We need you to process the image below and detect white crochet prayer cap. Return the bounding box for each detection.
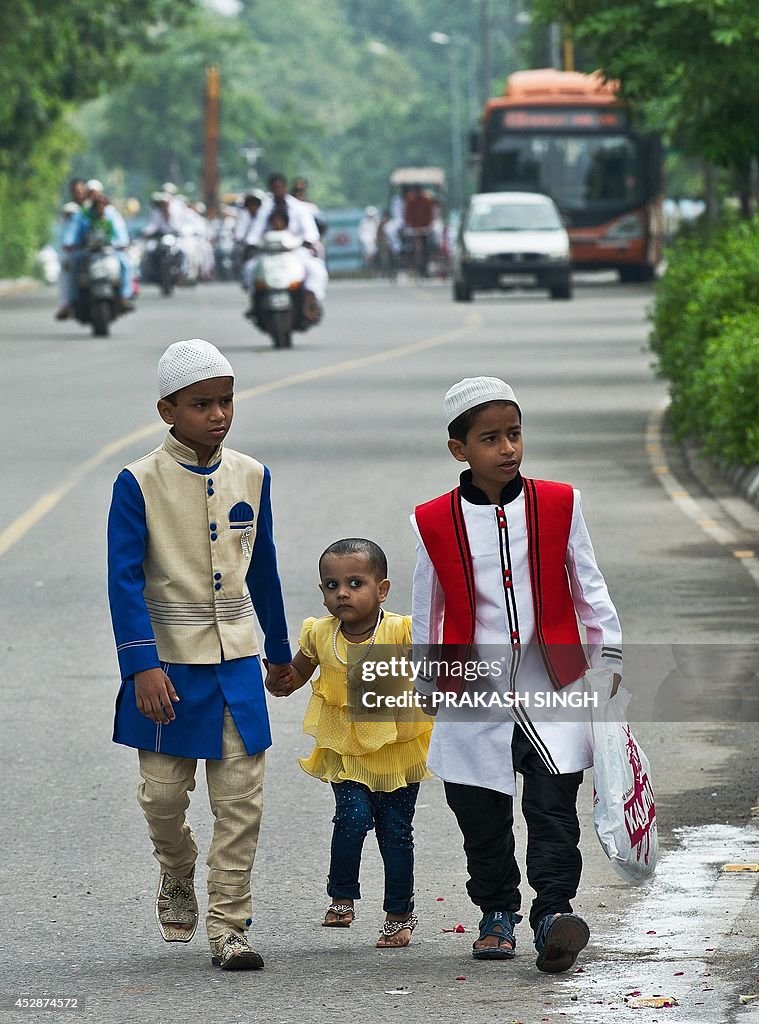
[444,376,520,426]
[86,178,104,193]
[157,339,234,399]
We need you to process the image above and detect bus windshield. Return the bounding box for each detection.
[482,132,644,216]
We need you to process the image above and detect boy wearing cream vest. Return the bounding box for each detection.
[107,338,292,970]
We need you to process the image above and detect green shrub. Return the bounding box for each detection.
[0,122,76,278]
[690,312,759,465]
[649,218,759,447]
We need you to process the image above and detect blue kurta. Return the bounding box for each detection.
[108,445,291,759]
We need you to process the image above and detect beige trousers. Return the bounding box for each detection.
[137,709,264,940]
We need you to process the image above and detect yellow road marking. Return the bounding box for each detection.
[0,313,481,558]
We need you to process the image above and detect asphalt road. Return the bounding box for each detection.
[1,277,758,1024]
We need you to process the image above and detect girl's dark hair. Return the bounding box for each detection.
[448,400,521,442]
[319,538,388,580]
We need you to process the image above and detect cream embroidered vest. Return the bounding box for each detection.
[126,433,264,664]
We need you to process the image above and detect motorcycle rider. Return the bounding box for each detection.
[55,178,90,319]
[64,192,135,311]
[243,172,327,321]
[290,177,327,242]
[143,191,198,283]
[234,191,265,245]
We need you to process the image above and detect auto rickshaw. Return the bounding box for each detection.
[387,167,449,278]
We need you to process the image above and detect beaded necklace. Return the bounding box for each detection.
[331,608,383,667]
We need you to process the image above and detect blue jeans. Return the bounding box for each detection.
[328,780,419,915]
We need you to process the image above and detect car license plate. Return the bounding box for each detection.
[499,273,536,286]
[266,292,290,310]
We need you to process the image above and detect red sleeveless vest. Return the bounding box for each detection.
[414,478,587,690]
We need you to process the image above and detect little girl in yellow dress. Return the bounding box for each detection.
[267,537,431,948]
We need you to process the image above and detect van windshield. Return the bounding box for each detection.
[466,201,562,232]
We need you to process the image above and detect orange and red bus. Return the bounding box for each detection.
[475,68,663,281]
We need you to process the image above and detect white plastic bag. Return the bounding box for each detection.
[586,669,658,885]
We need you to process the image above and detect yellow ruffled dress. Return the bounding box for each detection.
[298,612,433,792]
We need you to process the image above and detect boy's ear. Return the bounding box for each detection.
[318,582,328,608]
[378,579,391,603]
[157,399,175,425]
[448,438,469,463]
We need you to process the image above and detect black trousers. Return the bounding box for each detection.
[444,724,583,932]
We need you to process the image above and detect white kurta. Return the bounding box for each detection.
[411,486,622,795]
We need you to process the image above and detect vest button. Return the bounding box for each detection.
[210,533,218,541]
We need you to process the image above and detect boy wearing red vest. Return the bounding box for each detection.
[411,377,622,973]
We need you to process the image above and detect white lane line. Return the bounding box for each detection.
[560,824,759,1022]
[0,312,481,559]
[647,402,759,586]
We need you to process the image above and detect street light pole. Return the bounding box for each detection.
[430,32,465,211]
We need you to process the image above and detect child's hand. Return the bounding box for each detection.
[265,662,295,697]
[134,667,179,724]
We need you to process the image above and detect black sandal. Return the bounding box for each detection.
[534,913,590,973]
[471,910,522,960]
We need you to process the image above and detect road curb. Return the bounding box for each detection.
[719,460,759,511]
[0,277,42,298]
[656,404,759,518]
[681,440,759,515]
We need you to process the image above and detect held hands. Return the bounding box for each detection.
[264,653,312,697]
[264,662,297,697]
[134,667,179,724]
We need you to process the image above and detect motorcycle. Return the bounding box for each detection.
[213,224,237,281]
[249,230,320,349]
[141,233,184,295]
[73,229,130,337]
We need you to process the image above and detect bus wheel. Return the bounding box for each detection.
[550,281,573,300]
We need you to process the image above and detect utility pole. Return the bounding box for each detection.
[480,0,492,106]
[563,29,575,72]
[203,65,220,218]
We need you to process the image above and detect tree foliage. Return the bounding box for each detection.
[72,0,528,207]
[0,0,195,169]
[531,0,759,178]
[0,0,195,274]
